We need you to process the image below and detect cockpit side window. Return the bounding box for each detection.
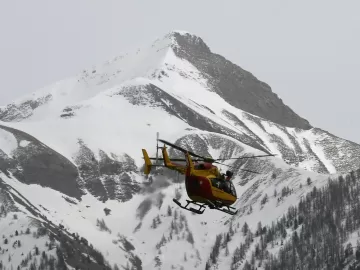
[210,178,222,189]
[195,164,205,170]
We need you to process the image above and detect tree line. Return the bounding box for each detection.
[242,169,360,269]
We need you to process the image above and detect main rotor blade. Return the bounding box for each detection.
[213,161,237,168]
[148,158,186,161]
[158,139,213,161]
[147,157,203,162]
[214,154,276,161]
[214,161,261,174]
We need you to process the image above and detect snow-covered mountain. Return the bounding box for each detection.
[1,30,360,269]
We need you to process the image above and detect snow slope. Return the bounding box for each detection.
[1,31,359,176]
[0,131,332,270]
[0,128,17,156]
[1,30,360,269]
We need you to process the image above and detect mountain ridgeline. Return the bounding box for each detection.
[0,30,360,269]
[172,32,312,130]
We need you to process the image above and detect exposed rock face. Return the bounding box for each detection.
[0,94,52,121]
[310,128,360,173]
[112,83,269,154]
[73,140,141,202]
[73,140,107,201]
[0,124,83,199]
[0,126,142,203]
[171,32,312,130]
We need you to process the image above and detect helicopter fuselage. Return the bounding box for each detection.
[185,174,237,206]
[142,137,273,215]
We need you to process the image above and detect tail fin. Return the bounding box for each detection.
[185,152,194,176]
[142,149,152,175]
[161,145,186,174]
[162,146,172,167]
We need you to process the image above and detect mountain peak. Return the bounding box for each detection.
[147,30,211,56]
[158,31,312,130]
[168,30,194,36]
[1,29,311,130]
[163,30,211,53]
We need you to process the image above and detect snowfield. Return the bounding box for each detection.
[0,31,353,174]
[0,128,332,269]
[0,128,17,156]
[1,30,359,269]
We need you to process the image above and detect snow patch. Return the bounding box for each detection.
[262,121,295,150]
[0,127,17,156]
[19,140,31,147]
[301,130,337,174]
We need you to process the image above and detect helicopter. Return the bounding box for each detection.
[142,135,275,215]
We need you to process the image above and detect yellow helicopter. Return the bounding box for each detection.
[142,137,274,215]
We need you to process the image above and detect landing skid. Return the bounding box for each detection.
[172,199,205,214]
[206,200,238,215]
[172,198,238,216]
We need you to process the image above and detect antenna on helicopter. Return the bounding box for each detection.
[155,132,159,165]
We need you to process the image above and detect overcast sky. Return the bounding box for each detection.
[0,1,359,143]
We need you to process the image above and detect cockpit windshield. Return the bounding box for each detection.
[229,181,237,197]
